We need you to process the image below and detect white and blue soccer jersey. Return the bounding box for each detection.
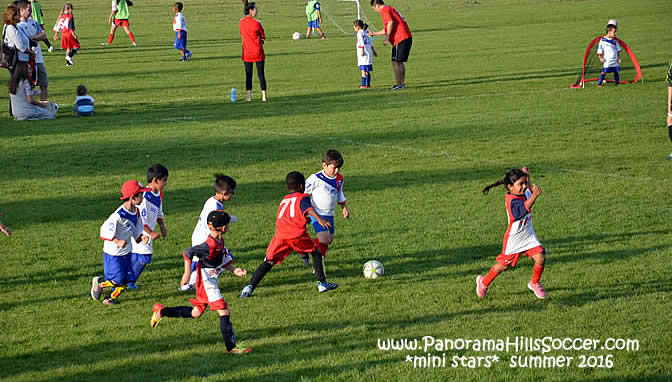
[100,205,144,256]
[356,30,373,67]
[597,36,621,68]
[173,12,187,32]
[501,192,541,256]
[191,196,224,246]
[132,190,164,255]
[305,171,346,217]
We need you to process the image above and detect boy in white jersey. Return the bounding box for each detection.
[301,150,350,267]
[128,164,169,289]
[596,23,621,86]
[179,174,237,291]
[172,2,191,61]
[91,180,150,306]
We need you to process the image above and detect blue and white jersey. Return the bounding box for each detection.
[132,190,164,255]
[356,30,373,66]
[305,171,346,216]
[597,36,621,68]
[100,205,143,256]
[74,95,95,113]
[173,12,187,32]
[191,196,223,246]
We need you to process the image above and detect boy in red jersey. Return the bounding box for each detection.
[150,210,252,354]
[369,0,412,90]
[240,171,337,298]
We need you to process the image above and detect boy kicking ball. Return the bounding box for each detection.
[151,210,251,354]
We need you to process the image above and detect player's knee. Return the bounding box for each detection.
[192,308,203,318]
[217,309,230,317]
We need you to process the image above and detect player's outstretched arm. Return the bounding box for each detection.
[226,265,247,277]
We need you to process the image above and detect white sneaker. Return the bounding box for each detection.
[240,285,254,298]
[100,42,109,46]
[132,42,137,46]
[667,151,672,160]
[48,46,54,52]
[65,56,74,65]
[317,281,338,293]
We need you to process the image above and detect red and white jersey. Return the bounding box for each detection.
[132,190,165,255]
[53,14,75,33]
[100,205,143,256]
[305,171,346,216]
[274,192,314,239]
[173,12,187,32]
[501,191,541,256]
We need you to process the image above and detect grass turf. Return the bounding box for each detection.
[1,0,671,381]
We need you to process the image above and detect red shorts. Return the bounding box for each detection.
[496,246,545,267]
[114,18,130,27]
[61,32,80,49]
[188,264,228,314]
[265,233,317,265]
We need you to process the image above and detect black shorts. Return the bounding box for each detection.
[391,37,412,63]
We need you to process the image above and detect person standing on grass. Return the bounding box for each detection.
[17,1,50,102]
[52,3,79,66]
[172,2,191,61]
[666,62,672,159]
[305,0,326,40]
[476,167,548,300]
[28,0,52,52]
[103,0,136,46]
[369,0,412,90]
[239,0,267,102]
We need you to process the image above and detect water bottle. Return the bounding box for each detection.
[231,88,237,103]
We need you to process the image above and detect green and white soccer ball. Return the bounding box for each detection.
[363,260,384,279]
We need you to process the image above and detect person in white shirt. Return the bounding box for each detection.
[353,20,376,89]
[596,23,621,86]
[17,1,49,102]
[172,2,191,61]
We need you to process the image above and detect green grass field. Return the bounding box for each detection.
[1,0,671,380]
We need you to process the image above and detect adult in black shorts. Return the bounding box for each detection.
[370,0,412,89]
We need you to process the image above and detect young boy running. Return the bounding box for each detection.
[91,180,150,306]
[128,164,169,289]
[151,210,252,354]
[240,171,338,298]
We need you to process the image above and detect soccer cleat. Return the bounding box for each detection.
[132,42,137,46]
[321,35,327,40]
[178,284,194,292]
[300,253,311,266]
[527,281,547,299]
[395,84,406,90]
[317,281,338,293]
[91,276,103,300]
[359,85,369,89]
[48,46,54,52]
[225,345,252,354]
[476,275,488,298]
[65,56,74,65]
[100,42,109,46]
[150,303,165,328]
[240,285,254,298]
[185,51,192,60]
[666,151,672,160]
[180,56,187,61]
[103,298,119,306]
[391,84,400,90]
[126,283,138,290]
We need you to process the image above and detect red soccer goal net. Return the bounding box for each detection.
[570,36,643,88]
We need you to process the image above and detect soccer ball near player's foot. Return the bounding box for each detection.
[292,32,302,40]
[363,260,384,279]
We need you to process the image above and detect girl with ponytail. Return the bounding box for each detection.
[477,167,547,299]
[239,0,267,101]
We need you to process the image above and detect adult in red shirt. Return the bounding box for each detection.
[239,1,267,102]
[239,171,338,298]
[370,0,412,90]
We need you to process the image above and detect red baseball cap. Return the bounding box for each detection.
[120,180,151,200]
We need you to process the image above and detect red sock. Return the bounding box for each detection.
[128,32,135,43]
[482,266,500,287]
[108,34,114,45]
[531,264,544,284]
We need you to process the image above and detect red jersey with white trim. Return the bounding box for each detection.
[380,5,411,46]
[183,235,234,274]
[274,192,314,239]
[53,14,75,34]
[239,16,265,62]
[501,192,541,256]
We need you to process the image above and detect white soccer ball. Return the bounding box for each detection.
[363,260,384,279]
[292,32,302,40]
[607,19,618,27]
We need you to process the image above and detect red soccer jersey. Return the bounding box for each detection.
[381,5,412,46]
[55,14,75,34]
[239,16,266,62]
[274,192,314,239]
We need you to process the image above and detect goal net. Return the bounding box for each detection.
[320,0,376,36]
[570,36,643,88]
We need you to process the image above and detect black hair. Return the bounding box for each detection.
[482,168,527,195]
[207,209,231,228]
[174,2,183,11]
[147,163,169,184]
[214,174,237,194]
[353,19,368,30]
[242,0,256,15]
[76,84,87,96]
[606,24,617,31]
[322,149,344,168]
[370,0,384,6]
[286,171,305,192]
[8,61,30,95]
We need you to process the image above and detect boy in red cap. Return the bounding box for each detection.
[90,180,150,306]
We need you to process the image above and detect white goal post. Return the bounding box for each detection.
[320,0,376,35]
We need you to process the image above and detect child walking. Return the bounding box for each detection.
[128,164,169,289]
[476,167,547,299]
[597,23,621,86]
[172,2,191,61]
[150,210,252,355]
[354,20,376,89]
[91,180,150,306]
[240,171,338,298]
[52,3,79,66]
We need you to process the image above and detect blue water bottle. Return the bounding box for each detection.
[231,88,237,103]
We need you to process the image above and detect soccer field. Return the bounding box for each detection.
[1,0,671,380]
